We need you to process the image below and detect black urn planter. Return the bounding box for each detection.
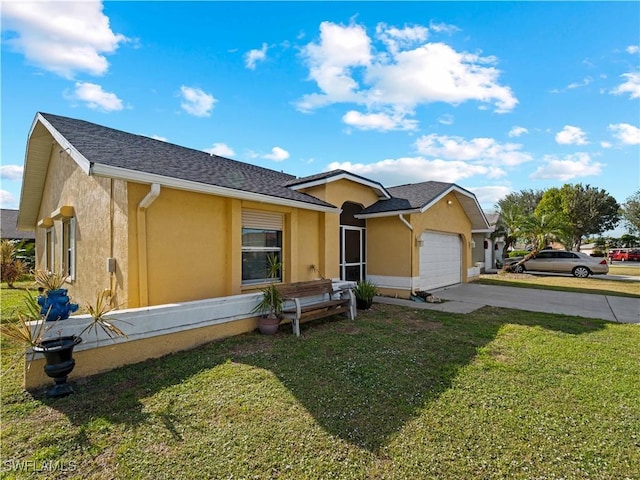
[33,335,82,398]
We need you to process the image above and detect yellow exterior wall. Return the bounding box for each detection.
[367,215,413,278]
[35,145,129,309]
[299,179,380,209]
[24,318,259,390]
[125,186,339,306]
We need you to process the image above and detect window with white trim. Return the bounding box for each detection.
[241,210,283,285]
[61,217,76,279]
[44,228,54,272]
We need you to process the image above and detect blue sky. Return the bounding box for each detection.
[1,1,639,233]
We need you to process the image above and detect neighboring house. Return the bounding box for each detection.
[1,208,36,242]
[471,211,504,271]
[17,111,490,390]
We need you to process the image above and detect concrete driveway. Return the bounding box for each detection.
[376,283,640,324]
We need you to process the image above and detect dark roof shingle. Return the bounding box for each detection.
[40,113,335,209]
[361,181,453,214]
[1,209,35,240]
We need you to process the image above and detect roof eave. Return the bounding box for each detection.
[90,163,340,213]
[289,171,391,199]
[355,208,422,219]
[18,114,93,230]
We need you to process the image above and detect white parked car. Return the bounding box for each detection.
[504,250,609,278]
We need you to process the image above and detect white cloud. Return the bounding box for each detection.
[567,77,592,89]
[600,141,612,148]
[375,23,428,56]
[428,21,460,35]
[342,110,418,131]
[508,126,528,138]
[263,147,290,162]
[297,21,517,129]
[414,133,532,166]
[179,86,216,117]
[151,135,168,142]
[245,43,268,70]
[0,190,16,207]
[468,185,513,207]
[66,81,123,111]
[438,114,454,125]
[2,0,127,78]
[555,125,588,145]
[611,71,640,99]
[328,157,504,186]
[609,123,640,145]
[0,165,24,181]
[626,45,639,54]
[296,21,372,111]
[530,153,604,180]
[205,143,235,157]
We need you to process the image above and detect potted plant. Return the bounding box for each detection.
[251,254,284,335]
[353,279,377,310]
[1,290,128,398]
[34,269,79,322]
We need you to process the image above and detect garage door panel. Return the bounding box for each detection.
[419,232,461,291]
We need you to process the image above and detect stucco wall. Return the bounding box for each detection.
[125,185,339,306]
[35,147,128,309]
[297,179,381,209]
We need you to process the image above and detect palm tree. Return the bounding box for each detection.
[491,205,522,261]
[504,212,565,273]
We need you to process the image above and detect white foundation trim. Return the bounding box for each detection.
[367,275,420,291]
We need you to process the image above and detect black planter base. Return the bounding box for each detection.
[45,381,75,398]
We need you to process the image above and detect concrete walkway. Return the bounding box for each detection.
[375,283,640,324]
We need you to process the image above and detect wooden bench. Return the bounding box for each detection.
[278,279,356,336]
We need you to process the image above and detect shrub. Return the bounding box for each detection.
[0,240,28,288]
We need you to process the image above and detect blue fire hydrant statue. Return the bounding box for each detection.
[38,288,79,322]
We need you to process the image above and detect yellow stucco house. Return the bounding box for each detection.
[18,112,489,388]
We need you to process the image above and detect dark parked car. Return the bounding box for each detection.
[504,250,609,278]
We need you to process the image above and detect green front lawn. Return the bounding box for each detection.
[1,299,638,479]
[479,273,640,297]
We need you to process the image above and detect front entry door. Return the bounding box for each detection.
[340,226,366,281]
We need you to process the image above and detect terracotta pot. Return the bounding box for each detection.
[258,315,280,335]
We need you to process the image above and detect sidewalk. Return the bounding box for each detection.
[375,283,640,324]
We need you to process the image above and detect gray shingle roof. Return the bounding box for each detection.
[361,181,454,214]
[1,209,35,240]
[40,113,335,209]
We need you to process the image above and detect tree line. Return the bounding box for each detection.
[492,184,639,257]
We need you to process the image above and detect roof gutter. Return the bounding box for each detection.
[90,163,339,214]
[137,183,161,307]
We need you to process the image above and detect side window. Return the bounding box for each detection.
[61,217,76,279]
[45,228,54,272]
[536,251,553,259]
[241,210,283,285]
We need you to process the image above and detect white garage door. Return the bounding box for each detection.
[419,232,462,291]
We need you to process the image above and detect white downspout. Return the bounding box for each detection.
[137,184,160,306]
[398,214,413,231]
[398,215,415,293]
